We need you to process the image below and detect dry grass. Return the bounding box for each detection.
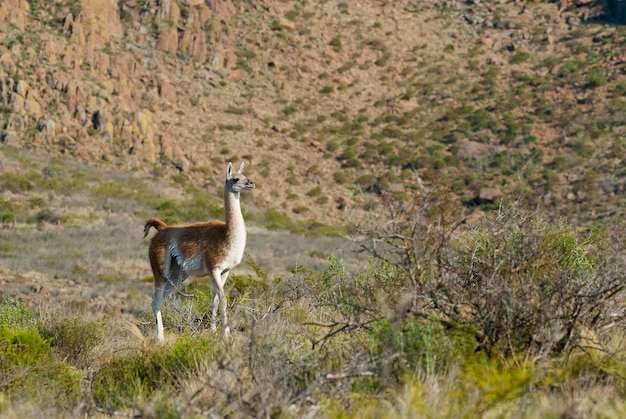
[2,207,626,417]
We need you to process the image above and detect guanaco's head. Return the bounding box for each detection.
[226,162,255,193]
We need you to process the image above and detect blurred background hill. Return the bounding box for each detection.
[1,0,625,228]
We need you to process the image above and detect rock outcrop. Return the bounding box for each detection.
[0,0,29,31]
[0,0,236,170]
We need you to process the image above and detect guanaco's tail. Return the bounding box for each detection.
[143,217,167,238]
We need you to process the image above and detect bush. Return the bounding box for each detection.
[0,326,81,410]
[41,318,107,368]
[587,67,607,87]
[0,299,36,329]
[368,314,476,379]
[444,217,605,356]
[306,186,322,197]
[353,190,626,359]
[283,104,298,116]
[0,172,36,193]
[510,50,530,64]
[329,36,342,51]
[0,326,52,369]
[92,336,215,410]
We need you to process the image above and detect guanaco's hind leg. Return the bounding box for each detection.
[152,256,189,341]
[152,280,166,342]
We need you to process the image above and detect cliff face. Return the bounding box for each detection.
[0,0,235,168]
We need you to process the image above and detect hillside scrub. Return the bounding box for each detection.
[1,201,626,416]
[3,0,626,227]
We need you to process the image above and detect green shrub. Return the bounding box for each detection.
[355,174,377,190]
[310,250,325,259]
[92,336,215,410]
[332,171,348,184]
[587,67,607,87]
[283,104,298,116]
[354,185,624,360]
[0,326,52,369]
[154,200,181,223]
[0,212,14,223]
[368,315,476,379]
[612,81,626,97]
[510,50,530,64]
[316,195,329,205]
[329,36,342,51]
[293,206,309,214]
[42,318,107,368]
[460,355,535,415]
[557,59,584,80]
[469,108,490,131]
[0,172,37,193]
[285,8,299,21]
[306,186,322,197]
[155,192,222,224]
[375,52,391,67]
[0,326,81,409]
[32,208,61,224]
[262,208,297,231]
[367,38,387,52]
[0,299,36,329]
[444,216,610,356]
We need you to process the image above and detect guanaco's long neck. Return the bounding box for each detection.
[224,187,245,239]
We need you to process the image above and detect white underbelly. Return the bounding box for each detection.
[182,253,209,277]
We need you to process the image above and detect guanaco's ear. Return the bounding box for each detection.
[237,162,245,174]
[227,162,233,179]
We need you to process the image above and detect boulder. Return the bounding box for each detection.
[158,80,177,104]
[478,187,501,203]
[0,0,30,30]
[68,0,123,49]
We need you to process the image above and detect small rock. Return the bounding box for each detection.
[158,81,177,103]
[387,183,405,193]
[479,187,501,203]
[37,119,56,135]
[494,18,522,30]
[227,69,241,81]
[14,80,28,97]
[277,17,296,31]
[24,98,41,115]
[1,130,18,143]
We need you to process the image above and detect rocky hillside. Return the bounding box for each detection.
[1,0,625,227]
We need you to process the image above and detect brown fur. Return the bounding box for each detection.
[146,219,230,289]
[143,217,168,238]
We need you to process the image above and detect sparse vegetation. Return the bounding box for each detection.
[2,196,626,417]
[3,0,626,416]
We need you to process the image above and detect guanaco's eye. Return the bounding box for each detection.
[232,178,239,182]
